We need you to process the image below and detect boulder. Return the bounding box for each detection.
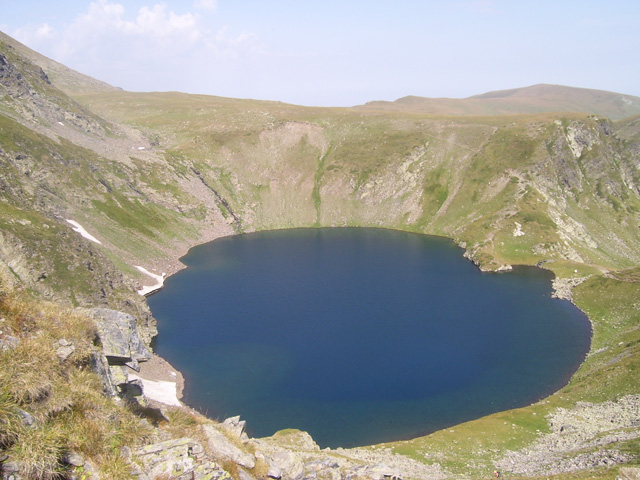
[1,459,23,479]
[267,462,283,479]
[269,450,304,480]
[88,349,149,405]
[56,338,75,361]
[88,308,152,371]
[134,437,230,480]
[221,415,249,441]
[202,424,256,469]
[108,365,148,406]
[88,350,117,397]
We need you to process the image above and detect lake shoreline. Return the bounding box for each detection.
[145,227,592,448]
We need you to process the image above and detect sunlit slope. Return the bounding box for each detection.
[4,28,639,277]
[0,30,117,96]
[77,89,640,273]
[358,84,640,120]
[0,40,217,310]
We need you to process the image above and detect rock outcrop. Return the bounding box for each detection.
[133,437,231,480]
[86,308,153,405]
[496,395,640,477]
[202,424,256,469]
[89,308,152,371]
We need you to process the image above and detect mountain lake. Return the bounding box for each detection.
[148,227,591,448]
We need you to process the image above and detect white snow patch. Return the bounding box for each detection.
[57,121,64,126]
[137,146,146,150]
[66,220,102,244]
[135,265,165,296]
[129,375,181,407]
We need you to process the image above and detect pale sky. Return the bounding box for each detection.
[1,0,639,106]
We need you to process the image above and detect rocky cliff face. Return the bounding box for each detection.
[3,32,640,305]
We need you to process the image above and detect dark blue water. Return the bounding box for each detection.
[149,228,591,448]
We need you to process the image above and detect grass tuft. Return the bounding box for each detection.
[6,421,65,479]
[0,274,151,476]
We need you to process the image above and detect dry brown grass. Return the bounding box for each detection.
[162,407,207,439]
[0,337,58,404]
[0,389,24,447]
[7,422,65,478]
[0,276,151,478]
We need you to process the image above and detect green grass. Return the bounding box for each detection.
[2,56,640,478]
[312,146,332,225]
[0,279,152,478]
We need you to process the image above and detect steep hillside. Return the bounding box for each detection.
[0,31,117,96]
[1,32,639,479]
[357,84,640,120]
[74,89,640,274]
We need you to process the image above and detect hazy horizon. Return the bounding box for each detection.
[2,0,639,107]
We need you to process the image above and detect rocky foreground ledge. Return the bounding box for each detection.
[61,307,434,480]
[54,306,638,480]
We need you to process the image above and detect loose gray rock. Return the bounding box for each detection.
[221,415,249,441]
[56,342,75,361]
[17,409,35,429]
[269,450,304,480]
[135,437,227,480]
[89,308,152,371]
[120,445,132,461]
[82,460,96,477]
[202,424,256,469]
[619,466,640,480]
[267,462,283,479]
[237,469,255,480]
[129,461,149,479]
[496,394,640,476]
[0,335,19,351]
[2,459,22,474]
[63,452,84,467]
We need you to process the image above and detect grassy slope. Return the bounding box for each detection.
[77,91,640,270]
[0,31,117,97]
[0,112,202,312]
[1,33,640,478]
[0,275,235,479]
[0,279,152,478]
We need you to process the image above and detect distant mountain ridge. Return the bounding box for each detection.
[357,84,640,120]
[3,29,638,120]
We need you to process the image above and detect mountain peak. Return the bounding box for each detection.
[358,84,640,120]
